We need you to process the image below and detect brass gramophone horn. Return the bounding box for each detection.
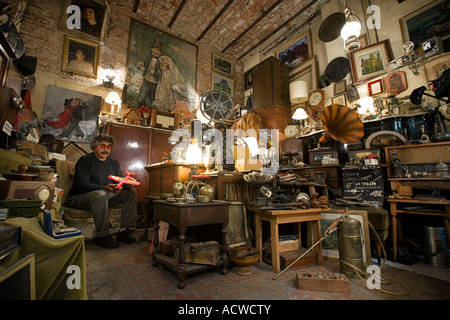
[319,104,364,144]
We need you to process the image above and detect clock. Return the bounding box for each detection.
[306,89,325,121]
[307,89,325,107]
[284,124,299,138]
[123,108,141,125]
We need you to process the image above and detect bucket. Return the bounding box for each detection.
[422,226,449,268]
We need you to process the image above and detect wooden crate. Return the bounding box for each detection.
[279,248,318,269]
[296,271,350,294]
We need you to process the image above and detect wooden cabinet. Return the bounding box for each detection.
[252,56,290,109]
[104,122,173,207]
[145,163,194,197]
[384,142,450,262]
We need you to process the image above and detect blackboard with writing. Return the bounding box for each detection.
[342,165,384,208]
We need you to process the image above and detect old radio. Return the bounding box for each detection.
[0,180,55,210]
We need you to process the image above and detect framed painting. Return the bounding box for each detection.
[332,94,347,106]
[367,78,384,96]
[61,35,99,78]
[350,40,393,83]
[125,18,198,114]
[334,79,347,95]
[58,0,111,43]
[212,72,234,97]
[244,69,253,90]
[41,85,102,143]
[212,53,233,77]
[320,211,371,264]
[424,52,450,82]
[399,0,450,47]
[289,55,318,99]
[276,29,313,71]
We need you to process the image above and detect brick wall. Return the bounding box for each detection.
[16,0,243,117]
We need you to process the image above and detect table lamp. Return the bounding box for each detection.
[171,100,193,128]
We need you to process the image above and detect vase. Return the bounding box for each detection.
[142,112,150,126]
[200,183,215,200]
[172,180,184,198]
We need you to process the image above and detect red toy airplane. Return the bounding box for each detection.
[108,171,141,189]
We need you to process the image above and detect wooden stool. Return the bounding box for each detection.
[254,207,330,273]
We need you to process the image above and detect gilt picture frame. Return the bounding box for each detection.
[58,0,111,43]
[399,0,449,47]
[320,211,371,263]
[212,53,234,78]
[61,35,99,78]
[124,18,198,113]
[276,29,313,71]
[212,72,234,97]
[350,40,393,84]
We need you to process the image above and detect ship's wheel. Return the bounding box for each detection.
[199,90,234,124]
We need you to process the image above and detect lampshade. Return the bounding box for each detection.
[171,100,193,118]
[292,107,309,120]
[340,3,362,41]
[289,80,308,104]
[105,91,122,105]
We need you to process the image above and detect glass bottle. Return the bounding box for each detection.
[390,149,402,178]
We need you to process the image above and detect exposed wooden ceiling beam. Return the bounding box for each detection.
[133,0,140,13]
[168,0,188,28]
[237,0,319,61]
[221,0,284,54]
[196,0,235,41]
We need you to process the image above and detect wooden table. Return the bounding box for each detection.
[152,200,230,289]
[252,207,331,273]
[387,198,450,262]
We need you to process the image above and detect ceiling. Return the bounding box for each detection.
[131,0,332,62]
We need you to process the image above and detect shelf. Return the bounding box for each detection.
[388,178,450,181]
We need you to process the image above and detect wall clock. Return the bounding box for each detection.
[123,108,141,125]
[305,89,325,121]
[284,124,299,138]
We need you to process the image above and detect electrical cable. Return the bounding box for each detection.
[338,220,410,296]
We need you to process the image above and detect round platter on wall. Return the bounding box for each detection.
[325,57,351,82]
[318,12,346,42]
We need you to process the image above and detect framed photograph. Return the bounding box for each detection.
[350,40,393,83]
[320,211,371,263]
[332,94,347,106]
[58,0,112,43]
[346,84,360,103]
[424,52,450,82]
[334,79,346,95]
[276,29,313,71]
[384,71,408,95]
[212,72,234,97]
[41,85,102,143]
[367,78,384,96]
[212,53,233,77]
[399,0,450,47]
[61,35,99,78]
[124,18,198,113]
[244,69,253,90]
[289,55,318,96]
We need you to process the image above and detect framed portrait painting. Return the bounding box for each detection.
[399,0,450,47]
[276,29,313,71]
[58,0,111,43]
[212,73,234,97]
[125,18,198,114]
[41,85,102,143]
[61,35,99,78]
[212,53,233,78]
[350,40,393,84]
